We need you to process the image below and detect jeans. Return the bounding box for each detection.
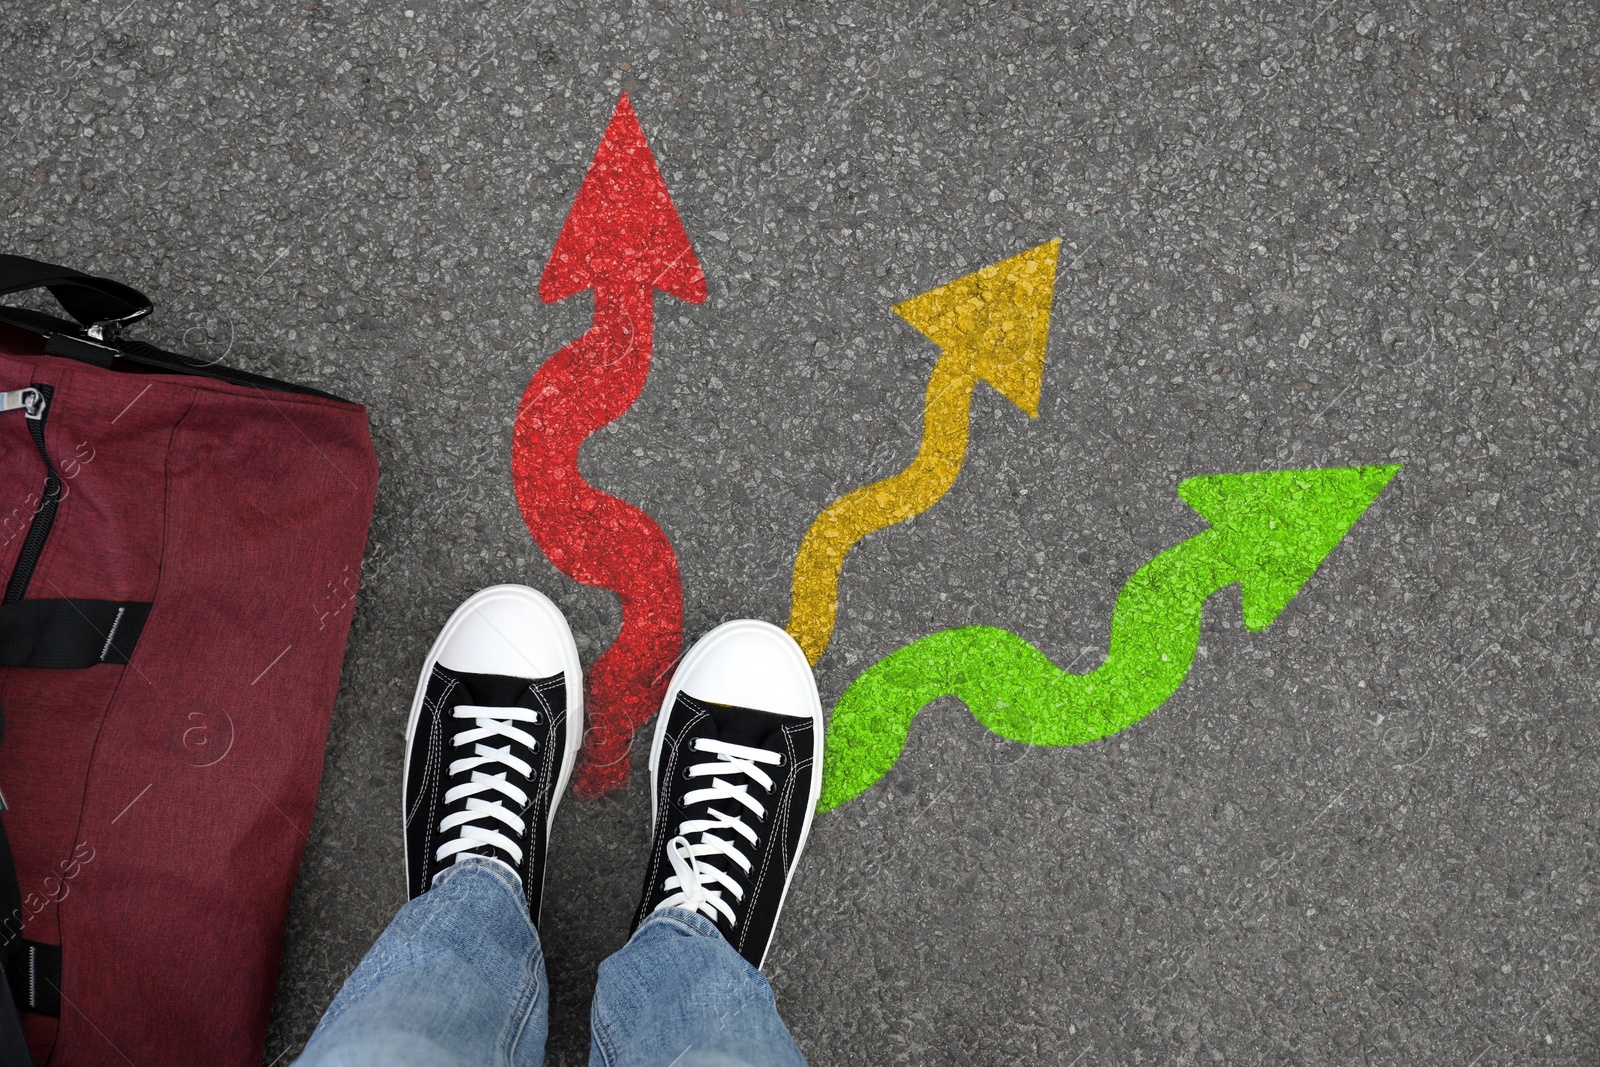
[294,857,808,1067]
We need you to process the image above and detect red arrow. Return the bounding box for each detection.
[511,94,705,797]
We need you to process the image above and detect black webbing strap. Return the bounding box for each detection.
[0,975,26,1065]
[0,601,150,669]
[0,877,31,1060]
[0,255,150,333]
[0,943,58,1019]
[0,699,35,1064]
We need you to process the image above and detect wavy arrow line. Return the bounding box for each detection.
[511,94,705,797]
[818,464,1401,812]
[786,240,1061,665]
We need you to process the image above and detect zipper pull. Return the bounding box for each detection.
[0,388,44,419]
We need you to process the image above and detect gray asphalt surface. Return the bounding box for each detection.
[4,1,1598,1063]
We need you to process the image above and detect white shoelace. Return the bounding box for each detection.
[435,704,540,871]
[656,737,784,926]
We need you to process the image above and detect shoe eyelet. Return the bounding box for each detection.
[682,765,695,781]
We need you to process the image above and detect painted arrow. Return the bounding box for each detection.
[511,94,705,797]
[786,239,1061,665]
[818,464,1401,812]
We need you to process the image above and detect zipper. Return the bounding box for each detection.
[3,384,60,603]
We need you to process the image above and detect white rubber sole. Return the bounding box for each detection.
[647,618,823,969]
[402,584,583,911]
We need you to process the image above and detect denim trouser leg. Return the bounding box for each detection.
[292,862,804,1067]
[588,908,808,1067]
[295,857,548,1067]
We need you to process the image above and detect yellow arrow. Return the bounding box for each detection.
[786,239,1061,665]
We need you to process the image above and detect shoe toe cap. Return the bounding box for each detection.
[677,620,819,719]
[435,585,576,680]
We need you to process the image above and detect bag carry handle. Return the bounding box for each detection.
[0,255,151,339]
[0,253,346,402]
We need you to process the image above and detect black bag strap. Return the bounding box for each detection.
[0,253,347,402]
[0,255,151,335]
[0,700,38,1064]
[0,969,29,1065]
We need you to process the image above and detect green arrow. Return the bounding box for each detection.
[818,464,1401,813]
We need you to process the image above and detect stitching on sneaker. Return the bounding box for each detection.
[416,672,460,879]
[408,670,456,826]
[779,726,802,872]
[519,680,543,894]
[523,679,560,900]
[738,725,799,955]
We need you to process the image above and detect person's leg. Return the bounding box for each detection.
[297,585,585,1067]
[589,907,805,1067]
[590,620,820,1067]
[295,858,548,1067]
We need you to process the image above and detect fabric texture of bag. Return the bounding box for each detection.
[0,255,378,1065]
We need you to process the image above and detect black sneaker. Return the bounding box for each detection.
[403,584,582,927]
[631,619,823,969]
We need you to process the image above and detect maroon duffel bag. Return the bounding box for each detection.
[0,255,378,1065]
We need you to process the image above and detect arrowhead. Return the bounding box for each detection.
[539,94,707,304]
[1177,464,1401,631]
[891,239,1060,416]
